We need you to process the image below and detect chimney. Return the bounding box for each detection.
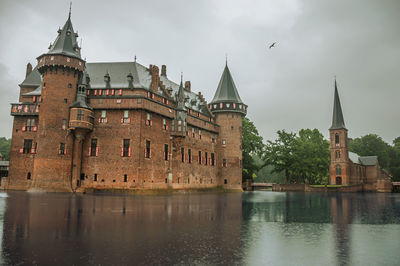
[161,65,167,77]
[151,65,159,91]
[185,81,191,92]
[26,63,32,78]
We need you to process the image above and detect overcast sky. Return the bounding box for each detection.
[0,0,399,143]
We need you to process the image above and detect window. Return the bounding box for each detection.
[59,143,65,155]
[64,98,68,103]
[77,109,84,120]
[146,113,152,126]
[211,135,216,143]
[192,128,195,138]
[124,174,127,182]
[198,151,202,164]
[335,133,340,146]
[205,152,208,165]
[100,110,107,123]
[188,149,192,163]
[122,110,130,123]
[224,179,228,184]
[94,174,97,182]
[80,173,85,180]
[222,139,226,146]
[163,118,167,130]
[122,139,131,157]
[24,118,36,131]
[23,139,32,154]
[27,172,31,180]
[223,158,227,167]
[199,130,202,140]
[335,151,341,159]
[211,153,215,166]
[164,144,169,161]
[90,139,98,156]
[145,140,151,158]
[335,165,342,176]
[181,148,185,162]
[62,119,67,130]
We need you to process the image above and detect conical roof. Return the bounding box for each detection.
[330,79,346,130]
[211,64,243,104]
[47,12,81,59]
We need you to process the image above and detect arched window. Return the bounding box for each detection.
[335,165,342,176]
[27,172,31,180]
[335,133,340,146]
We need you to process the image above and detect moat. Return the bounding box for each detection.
[0,191,399,265]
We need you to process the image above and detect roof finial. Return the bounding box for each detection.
[180,72,183,84]
[225,53,228,66]
[69,2,72,19]
[134,55,137,62]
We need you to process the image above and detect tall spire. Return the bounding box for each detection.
[46,6,81,59]
[330,78,346,130]
[176,73,186,111]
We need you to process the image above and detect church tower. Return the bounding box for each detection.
[210,63,247,189]
[329,79,350,185]
[32,10,86,191]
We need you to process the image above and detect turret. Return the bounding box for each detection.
[329,79,350,185]
[171,75,187,136]
[210,62,247,189]
[32,9,86,191]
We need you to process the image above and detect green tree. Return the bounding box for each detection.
[0,137,11,161]
[291,129,330,184]
[389,137,400,181]
[264,129,329,184]
[263,130,297,183]
[349,134,390,169]
[242,117,264,180]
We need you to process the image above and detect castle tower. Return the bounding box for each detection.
[32,11,86,191]
[329,80,350,185]
[210,63,247,189]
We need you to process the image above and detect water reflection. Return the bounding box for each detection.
[0,191,399,265]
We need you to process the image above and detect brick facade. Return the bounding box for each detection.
[6,15,247,192]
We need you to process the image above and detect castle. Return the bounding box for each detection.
[7,12,247,192]
[328,80,392,192]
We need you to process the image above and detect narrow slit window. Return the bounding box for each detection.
[164,144,169,161]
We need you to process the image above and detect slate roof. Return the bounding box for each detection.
[330,79,346,130]
[85,61,207,114]
[211,64,243,104]
[20,67,41,87]
[348,152,378,166]
[46,14,81,59]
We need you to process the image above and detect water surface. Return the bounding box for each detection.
[0,191,399,265]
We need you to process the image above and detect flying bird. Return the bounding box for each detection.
[269,42,276,49]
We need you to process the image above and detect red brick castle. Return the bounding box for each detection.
[7,12,247,192]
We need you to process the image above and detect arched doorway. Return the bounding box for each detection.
[336,176,342,185]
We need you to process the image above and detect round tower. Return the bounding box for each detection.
[210,63,247,189]
[32,12,85,191]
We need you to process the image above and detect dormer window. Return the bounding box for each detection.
[127,73,133,83]
[104,74,110,83]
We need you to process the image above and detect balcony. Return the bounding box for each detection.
[11,103,39,116]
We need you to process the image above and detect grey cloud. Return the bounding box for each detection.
[0,0,399,143]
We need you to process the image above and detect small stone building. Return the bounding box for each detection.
[7,12,247,192]
[329,80,391,191]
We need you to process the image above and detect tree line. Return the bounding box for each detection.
[242,117,400,184]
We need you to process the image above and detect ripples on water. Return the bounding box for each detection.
[0,191,399,265]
